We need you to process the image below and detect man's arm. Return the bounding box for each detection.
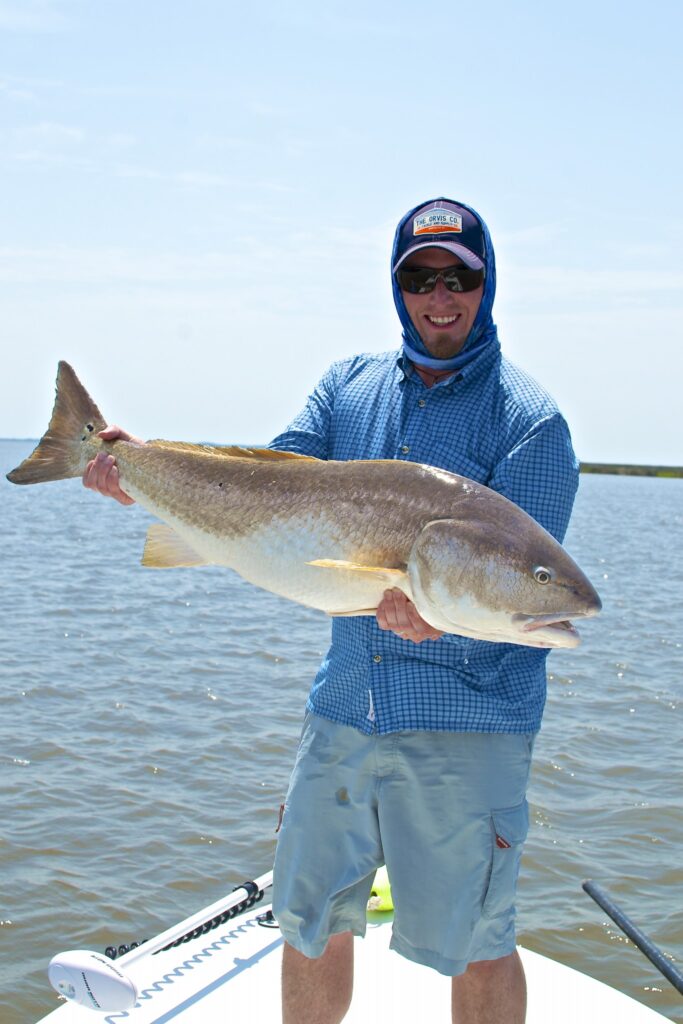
[486,412,579,543]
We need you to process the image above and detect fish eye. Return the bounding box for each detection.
[534,566,552,585]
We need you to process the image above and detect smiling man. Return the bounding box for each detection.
[82,198,580,1024]
[400,251,482,356]
[395,206,485,362]
[268,198,581,1024]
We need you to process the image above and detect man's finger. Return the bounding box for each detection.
[405,600,432,633]
[82,459,96,489]
[390,589,442,642]
[378,589,403,631]
[108,465,135,505]
[97,424,130,441]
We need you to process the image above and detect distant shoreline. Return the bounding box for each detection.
[2,440,680,479]
[580,462,682,478]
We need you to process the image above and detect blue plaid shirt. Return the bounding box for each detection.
[269,341,578,734]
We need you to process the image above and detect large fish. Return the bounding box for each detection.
[7,362,601,648]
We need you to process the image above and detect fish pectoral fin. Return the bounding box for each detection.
[307,559,408,586]
[142,524,209,569]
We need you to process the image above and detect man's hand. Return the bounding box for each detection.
[376,588,443,643]
[82,425,143,506]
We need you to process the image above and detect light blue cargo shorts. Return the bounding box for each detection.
[273,713,534,976]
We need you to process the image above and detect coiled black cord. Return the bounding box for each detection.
[104,879,266,960]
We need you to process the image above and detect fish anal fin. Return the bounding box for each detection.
[142,524,209,569]
[307,559,408,587]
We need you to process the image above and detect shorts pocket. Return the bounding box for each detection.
[481,799,529,919]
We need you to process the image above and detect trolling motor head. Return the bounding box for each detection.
[48,950,138,1012]
[46,871,273,1013]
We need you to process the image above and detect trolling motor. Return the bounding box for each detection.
[48,871,273,1012]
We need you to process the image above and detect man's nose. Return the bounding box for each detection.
[432,277,454,300]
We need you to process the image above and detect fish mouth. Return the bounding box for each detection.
[513,613,585,648]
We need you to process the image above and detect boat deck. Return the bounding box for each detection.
[35,903,669,1023]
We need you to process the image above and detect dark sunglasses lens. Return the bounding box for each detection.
[441,268,483,293]
[397,267,483,294]
[397,269,433,293]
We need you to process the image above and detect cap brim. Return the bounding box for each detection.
[393,241,484,272]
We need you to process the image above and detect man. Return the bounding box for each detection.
[84,198,579,1024]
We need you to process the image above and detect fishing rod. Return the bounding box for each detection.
[583,879,683,996]
[48,869,273,1012]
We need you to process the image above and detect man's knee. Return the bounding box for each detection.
[284,932,353,963]
[463,950,520,975]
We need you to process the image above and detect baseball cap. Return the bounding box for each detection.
[393,199,485,272]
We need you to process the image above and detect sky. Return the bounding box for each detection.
[1,0,682,464]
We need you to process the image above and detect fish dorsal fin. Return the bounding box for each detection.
[142,524,209,568]
[232,447,318,461]
[146,441,317,462]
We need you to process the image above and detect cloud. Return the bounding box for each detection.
[0,77,35,101]
[0,72,64,99]
[103,132,137,150]
[114,162,295,193]
[0,0,71,32]
[194,133,255,153]
[114,163,205,185]
[497,221,569,247]
[497,265,683,312]
[7,120,86,166]
[21,121,84,144]
[0,246,241,286]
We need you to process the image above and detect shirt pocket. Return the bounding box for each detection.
[481,799,529,919]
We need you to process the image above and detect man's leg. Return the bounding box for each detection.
[282,932,354,1024]
[451,950,526,1024]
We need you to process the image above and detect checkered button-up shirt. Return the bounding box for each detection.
[269,342,579,734]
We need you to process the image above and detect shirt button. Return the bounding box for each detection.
[401,445,410,454]
[418,399,426,408]
[373,654,382,664]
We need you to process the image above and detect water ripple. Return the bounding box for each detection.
[1,443,681,1023]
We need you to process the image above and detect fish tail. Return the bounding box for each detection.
[6,362,107,485]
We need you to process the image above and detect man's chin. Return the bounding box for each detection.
[421,333,467,359]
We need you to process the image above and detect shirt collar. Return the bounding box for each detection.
[396,340,500,388]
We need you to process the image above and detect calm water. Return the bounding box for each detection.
[1,439,681,1023]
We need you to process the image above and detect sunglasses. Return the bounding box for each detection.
[396,265,484,294]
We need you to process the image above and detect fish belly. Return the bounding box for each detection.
[130,491,403,615]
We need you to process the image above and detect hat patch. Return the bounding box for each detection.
[414,208,462,236]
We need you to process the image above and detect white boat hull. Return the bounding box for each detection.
[35,901,669,1023]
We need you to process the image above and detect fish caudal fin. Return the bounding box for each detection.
[6,362,107,485]
[142,524,209,568]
